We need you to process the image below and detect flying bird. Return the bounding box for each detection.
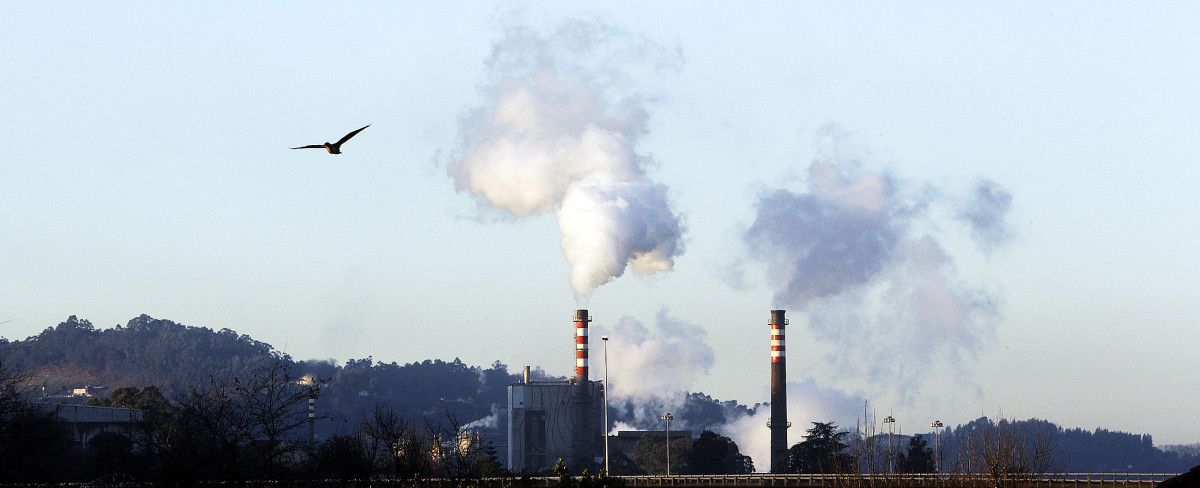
[291,124,370,154]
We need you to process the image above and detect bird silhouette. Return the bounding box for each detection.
[291,124,370,154]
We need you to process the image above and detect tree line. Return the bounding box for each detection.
[776,418,1200,477]
[3,315,1196,480]
[0,358,509,483]
[0,315,753,441]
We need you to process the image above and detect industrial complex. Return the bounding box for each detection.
[506,309,605,473]
[503,309,791,474]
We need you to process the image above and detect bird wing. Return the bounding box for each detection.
[335,124,370,145]
[290,144,324,150]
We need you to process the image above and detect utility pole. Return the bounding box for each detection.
[883,415,896,473]
[931,420,944,473]
[660,412,674,476]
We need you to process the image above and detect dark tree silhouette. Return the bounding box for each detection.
[686,430,754,474]
[311,435,372,480]
[0,361,76,483]
[633,433,692,475]
[898,434,935,473]
[785,421,857,473]
[167,360,313,480]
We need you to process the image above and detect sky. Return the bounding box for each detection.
[2,2,1199,448]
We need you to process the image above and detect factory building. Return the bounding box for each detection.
[507,309,605,474]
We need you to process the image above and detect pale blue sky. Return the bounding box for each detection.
[2,2,1198,444]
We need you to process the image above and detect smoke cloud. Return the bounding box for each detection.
[450,19,686,297]
[591,309,715,425]
[744,161,903,308]
[743,148,1011,402]
[959,178,1014,251]
[719,380,864,473]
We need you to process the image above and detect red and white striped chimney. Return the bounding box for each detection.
[769,309,790,473]
[574,309,591,382]
[770,311,785,364]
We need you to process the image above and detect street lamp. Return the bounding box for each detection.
[602,335,610,476]
[660,412,674,476]
[883,415,896,473]
[930,420,944,474]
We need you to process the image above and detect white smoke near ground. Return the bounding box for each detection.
[718,380,864,473]
[462,407,499,431]
[449,19,686,297]
[610,421,639,436]
[591,309,716,426]
[743,131,1012,403]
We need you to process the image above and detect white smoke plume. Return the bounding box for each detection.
[463,408,499,431]
[591,309,715,426]
[449,19,686,297]
[719,380,864,473]
[743,137,1011,402]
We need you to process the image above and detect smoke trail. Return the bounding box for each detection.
[743,137,1012,402]
[462,404,501,431]
[591,309,715,425]
[449,19,686,297]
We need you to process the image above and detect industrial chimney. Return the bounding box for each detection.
[769,309,790,473]
[574,309,590,382]
[569,309,597,470]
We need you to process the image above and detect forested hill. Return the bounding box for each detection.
[931,417,1200,472]
[0,315,281,391]
[0,315,755,436]
[0,315,523,430]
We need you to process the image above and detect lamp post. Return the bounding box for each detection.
[660,412,674,476]
[930,420,944,473]
[602,335,610,475]
[883,415,896,473]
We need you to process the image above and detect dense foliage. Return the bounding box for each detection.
[934,417,1200,472]
[785,422,857,473]
[628,430,754,475]
[0,315,517,438]
[0,358,506,483]
[687,430,755,474]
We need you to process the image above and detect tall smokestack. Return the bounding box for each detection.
[769,310,790,473]
[570,309,596,470]
[574,309,591,382]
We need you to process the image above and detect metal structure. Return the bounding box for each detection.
[768,310,791,473]
[883,415,896,472]
[931,420,944,473]
[660,412,675,476]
